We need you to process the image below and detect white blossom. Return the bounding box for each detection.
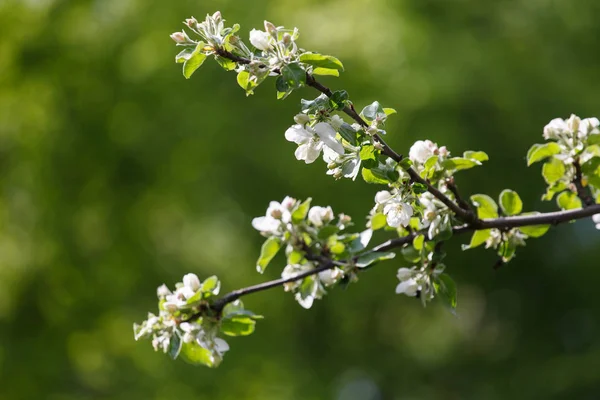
[323,146,361,180]
[251,198,292,235]
[285,123,344,163]
[374,190,413,228]
[308,206,334,227]
[409,140,437,164]
[329,115,345,131]
[593,214,600,230]
[249,29,272,51]
[395,278,420,297]
[183,273,201,291]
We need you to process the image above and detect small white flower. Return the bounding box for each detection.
[318,268,343,286]
[396,278,420,297]
[409,140,437,164]
[285,123,344,164]
[183,273,201,292]
[580,117,600,138]
[156,284,171,298]
[249,29,272,51]
[329,115,345,131]
[293,113,311,125]
[308,206,334,227]
[252,198,292,235]
[543,118,569,140]
[170,31,191,44]
[396,268,414,280]
[593,214,600,230]
[375,190,413,228]
[213,337,230,353]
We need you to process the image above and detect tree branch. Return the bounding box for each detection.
[573,159,594,207]
[208,203,600,312]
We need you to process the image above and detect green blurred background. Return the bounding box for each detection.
[1,0,600,399]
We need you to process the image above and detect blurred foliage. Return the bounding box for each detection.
[1,0,600,399]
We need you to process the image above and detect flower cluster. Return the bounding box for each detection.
[396,261,451,307]
[133,273,230,367]
[529,114,600,205]
[252,196,363,307]
[418,192,452,239]
[373,189,414,228]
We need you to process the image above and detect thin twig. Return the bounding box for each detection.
[209,203,600,310]
[573,160,594,207]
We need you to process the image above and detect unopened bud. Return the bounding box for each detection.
[438,146,449,157]
[282,33,292,45]
[373,141,384,151]
[294,113,310,125]
[333,170,344,179]
[366,125,378,136]
[327,162,338,170]
[264,20,277,34]
[212,11,222,21]
[185,17,198,29]
[339,213,352,224]
[170,31,189,44]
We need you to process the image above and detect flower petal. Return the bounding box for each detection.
[285,125,311,144]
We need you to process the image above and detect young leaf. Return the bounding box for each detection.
[281,62,306,89]
[463,151,489,162]
[179,342,216,367]
[556,191,582,210]
[201,275,221,297]
[436,273,457,310]
[298,53,344,71]
[312,68,340,77]
[220,316,256,336]
[413,234,425,251]
[338,123,358,146]
[355,251,396,268]
[499,189,523,216]
[360,101,385,121]
[168,333,182,360]
[362,168,388,184]
[527,142,561,166]
[183,51,207,79]
[542,158,566,184]
[292,198,312,223]
[519,222,550,238]
[256,237,281,273]
[462,229,491,250]
[442,157,481,171]
[370,213,387,230]
[470,194,499,219]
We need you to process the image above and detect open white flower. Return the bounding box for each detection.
[409,140,437,164]
[308,206,334,227]
[183,273,201,292]
[249,29,272,51]
[252,197,293,235]
[323,145,361,180]
[285,123,344,163]
[592,214,600,230]
[374,190,413,228]
[396,278,420,297]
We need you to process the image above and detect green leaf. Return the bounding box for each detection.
[256,237,281,273]
[499,189,523,216]
[541,181,568,201]
[220,316,256,336]
[214,56,236,71]
[338,123,358,146]
[287,250,304,265]
[299,53,344,71]
[436,273,457,309]
[527,142,561,166]
[292,198,312,223]
[329,90,349,109]
[442,157,481,171]
[498,241,517,262]
[359,145,378,169]
[347,229,373,253]
[398,158,413,171]
[168,333,182,360]
[176,48,195,64]
[518,213,550,238]
[183,50,207,79]
[470,194,498,219]
[201,275,221,297]
[401,245,421,263]
[462,229,491,250]
[542,157,566,184]
[581,156,600,188]
[463,151,489,162]
[179,342,216,367]
[383,108,397,116]
[370,213,387,230]
[355,251,396,268]
[413,234,425,251]
[587,134,600,146]
[317,225,339,239]
[556,191,582,210]
[312,67,340,77]
[360,101,385,121]
[281,62,306,89]
[362,168,388,184]
[412,182,428,194]
[237,70,256,95]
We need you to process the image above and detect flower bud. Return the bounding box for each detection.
[185,17,198,29]
[264,20,277,34]
[294,113,310,125]
[282,33,292,45]
[170,31,189,44]
[366,125,378,136]
[156,284,171,298]
[183,273,201,291]
[373,141,384,151]
[333,170,344,179]
[212,11,222,21]
[327,162,338,170]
